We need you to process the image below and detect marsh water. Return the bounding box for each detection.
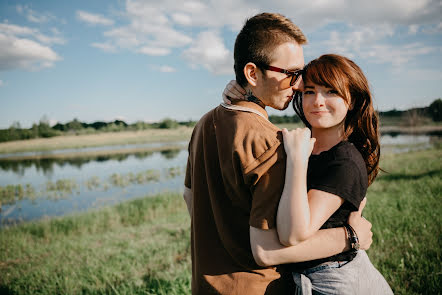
[0,135,439,226]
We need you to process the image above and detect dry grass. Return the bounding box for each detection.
[0,127,193,154]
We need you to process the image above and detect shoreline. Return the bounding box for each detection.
[0,144,187,161]
[0,124,440,157]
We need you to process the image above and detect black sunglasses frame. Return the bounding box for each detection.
[261,65,304,86]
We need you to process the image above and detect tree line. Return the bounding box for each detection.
[0,118,196,143]
[1,99,440,143]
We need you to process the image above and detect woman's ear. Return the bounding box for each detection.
[244,62,259,86]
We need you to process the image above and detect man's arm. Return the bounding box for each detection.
[183,186,192,216]
[251,200,372,266]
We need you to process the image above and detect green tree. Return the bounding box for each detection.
[67,118,84,131]
[158,118,179,129]
[428,98,442,122]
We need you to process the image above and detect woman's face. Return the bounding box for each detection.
[302,82,350,131]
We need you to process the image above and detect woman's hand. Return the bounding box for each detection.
[348,198,373,250]
[282,128,316,168]
[222,80,246,104]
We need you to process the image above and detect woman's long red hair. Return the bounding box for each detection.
[293,54,380,185]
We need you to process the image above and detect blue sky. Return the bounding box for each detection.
[0,0,441,128]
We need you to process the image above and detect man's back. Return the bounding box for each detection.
[185,102,291,294]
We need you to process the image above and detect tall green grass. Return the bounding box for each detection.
[364,148,441,294]
[0,148,441,294]
[0,193,191,295]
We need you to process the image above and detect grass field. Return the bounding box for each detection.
[0,148,441,294]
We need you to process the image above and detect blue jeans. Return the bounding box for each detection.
[292,251,393,295]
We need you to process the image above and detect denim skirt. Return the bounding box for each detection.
[292,250,393,295]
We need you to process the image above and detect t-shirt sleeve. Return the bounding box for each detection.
[309,160,367,211]
[245,144,286,230]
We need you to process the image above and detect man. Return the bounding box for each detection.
[183,13,372,295]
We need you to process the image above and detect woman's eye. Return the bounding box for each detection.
[303,90,314,95]
[328,89,339,94]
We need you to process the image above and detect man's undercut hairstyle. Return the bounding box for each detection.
[234,12,307,87]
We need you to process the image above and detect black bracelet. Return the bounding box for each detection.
[344,224,360,251]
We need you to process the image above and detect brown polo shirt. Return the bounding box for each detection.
[185,101,291,294]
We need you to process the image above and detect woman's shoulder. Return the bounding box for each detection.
[332,141,364,162]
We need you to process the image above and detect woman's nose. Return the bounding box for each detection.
[313,93,325,107]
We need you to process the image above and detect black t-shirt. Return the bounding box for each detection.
[289,141,368,271]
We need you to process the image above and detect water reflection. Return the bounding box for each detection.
[0,134,440,226]
[0,148,188,226]
[0,149,180,176]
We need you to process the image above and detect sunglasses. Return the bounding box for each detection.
[261,65,304,88]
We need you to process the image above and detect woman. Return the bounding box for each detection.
[223,54,393,294]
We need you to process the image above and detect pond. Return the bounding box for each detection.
[0,147,187,226]
[0,134,440,226]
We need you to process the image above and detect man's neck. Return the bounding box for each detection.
[244,87,266,109]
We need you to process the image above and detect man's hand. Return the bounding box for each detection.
[348,198,373,250]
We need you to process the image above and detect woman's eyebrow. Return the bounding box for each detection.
[304,85,314,89]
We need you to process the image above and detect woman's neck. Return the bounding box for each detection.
[311,126,345,155]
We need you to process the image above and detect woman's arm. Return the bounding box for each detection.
[251,199,372,266]
[250,226,348,266]
[277,128,343,246]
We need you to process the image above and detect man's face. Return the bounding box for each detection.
[254,42,305,110]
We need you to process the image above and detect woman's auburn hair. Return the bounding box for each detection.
[293,54,380,185]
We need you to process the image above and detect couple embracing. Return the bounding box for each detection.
[183,12,393,295]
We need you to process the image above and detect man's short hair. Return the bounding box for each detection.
[234,13,307,87]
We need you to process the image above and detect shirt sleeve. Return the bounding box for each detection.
[309,160,367,211]
[245,144,286,230]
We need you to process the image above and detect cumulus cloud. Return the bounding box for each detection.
[183,31,232,75]
[76,10,114,26]
[86,0,441,74]
[318,24,437,66]
[268,0,442,30]
[0,23,63,71]
[16,4,56,24]
[138,47,171,56]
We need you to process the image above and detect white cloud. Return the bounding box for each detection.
[138,47,170,56]
[0,23,65,45]
[91,42,117,53]
[85,0,441,76]
[16,4,56,24]
[0,23,63,71]
[0,33,60,71]
[270,0,442,30]
[183,31,232,75]
[76,10,114,26]
[317,24,437,67]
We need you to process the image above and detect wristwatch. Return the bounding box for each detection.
[344,224,360,251]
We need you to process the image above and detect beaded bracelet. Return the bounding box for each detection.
[344,223,360,251]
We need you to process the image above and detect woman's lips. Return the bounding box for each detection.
[310,110,329,115]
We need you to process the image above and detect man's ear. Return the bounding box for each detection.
[244,62,259,86]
